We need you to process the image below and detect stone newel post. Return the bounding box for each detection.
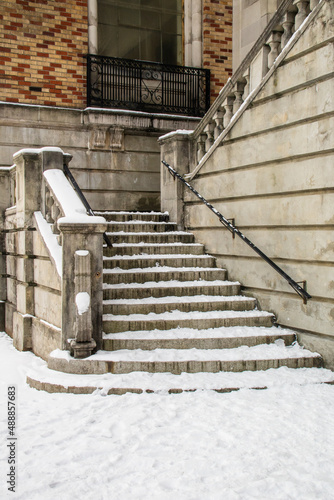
[158,132,192,229]
[58,218,107,353]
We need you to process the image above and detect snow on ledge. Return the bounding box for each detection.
[13,146,64,159]
[43,169,105,225]
[34,211,62,277]
[159,129,194,142]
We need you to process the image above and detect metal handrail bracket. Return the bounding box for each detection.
[162,160,311,303]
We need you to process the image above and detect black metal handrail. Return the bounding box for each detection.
[162,160,311,303]
[63,162,112,248]
[86,54,210,117]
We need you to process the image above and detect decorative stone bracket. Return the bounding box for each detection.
[89,126,124,151]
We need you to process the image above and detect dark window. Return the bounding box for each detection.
[98,0,183,65]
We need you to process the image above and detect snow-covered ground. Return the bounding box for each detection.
[1,331,334,500]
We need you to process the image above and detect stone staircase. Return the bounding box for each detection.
[27,210,334,395]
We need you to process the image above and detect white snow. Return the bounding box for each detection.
[102,325,290,340]
[103,279,238,289]
[1,330,334,499]
[43,169,106,225]
[103,309,272,322]
[159,129,194,141]
[103,294,253,305]
[34,211,62,276]
[75,292,90,316]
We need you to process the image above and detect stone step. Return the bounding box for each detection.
[103,279,238,300]
[103,267,228,285]
[95,211,169,222]
[104,242,205,257]
[106,221,177,233]
[27,363,334,395]
[102,326,295,351]
[105,231,195,245]
[103,309,275,333]
[103,295,256,315]
[47,342,323,375]
[103,254,216,270]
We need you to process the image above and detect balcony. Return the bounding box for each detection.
[86,54,210,117]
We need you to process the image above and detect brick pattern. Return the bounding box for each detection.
[203,0,233,103]
[0,0,88,108]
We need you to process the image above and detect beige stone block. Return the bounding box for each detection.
[16,283,34,315]
[73,170,160,193]
[5,302,15,337]
[110,151,160,173]
[16,257,34,283]
[6,278,16,306]
[211,253,333,302]
[34,287,61,328]
[16,230,34,256]
[6,255,16,277]
[185,191,334,229]
[32,230,49,258]
[13,311,32,351]
[31,317,62,360]
[5,232,16,254]
[4,213,16,231]
[124,134,160,153]
[86,190,160,212]
[188,155,334,201]
[297,332,334,370]
[34,258,61,291]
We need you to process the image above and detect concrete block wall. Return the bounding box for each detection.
[181,0,334,366]
[1,0,88,108]
[0,103,200,211]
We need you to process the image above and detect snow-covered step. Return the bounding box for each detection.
[103,326,295,351]
[106,221,177,233]
[103,267,228,285]
[104,242,205,256]
[27,364,334,396]
[47,342,323,375]
[103,279,239,300]
[106,231,195,245]
[103,309,275,333]
[95,211,169,222]
[103,295,256,315]
[103,254,216,270]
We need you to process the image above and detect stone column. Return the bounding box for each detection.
[58,218,107,352]
[88,0,98,54]
[184,0,203,68]
[159,132,192,229]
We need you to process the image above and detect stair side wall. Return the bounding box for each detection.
[182,0,334,366]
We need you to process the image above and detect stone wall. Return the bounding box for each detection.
[162,0,334,367]
[1,0,88,108]
[0,103,200,211]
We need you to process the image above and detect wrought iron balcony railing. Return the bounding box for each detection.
[86,54,210,117]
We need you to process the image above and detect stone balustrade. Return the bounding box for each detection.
[1,147,107,359]
[191,0,319,172]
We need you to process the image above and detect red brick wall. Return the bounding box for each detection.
[0,0,88,108]
[203,0,233,103]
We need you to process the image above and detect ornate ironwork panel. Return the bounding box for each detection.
[86,54,210,117]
